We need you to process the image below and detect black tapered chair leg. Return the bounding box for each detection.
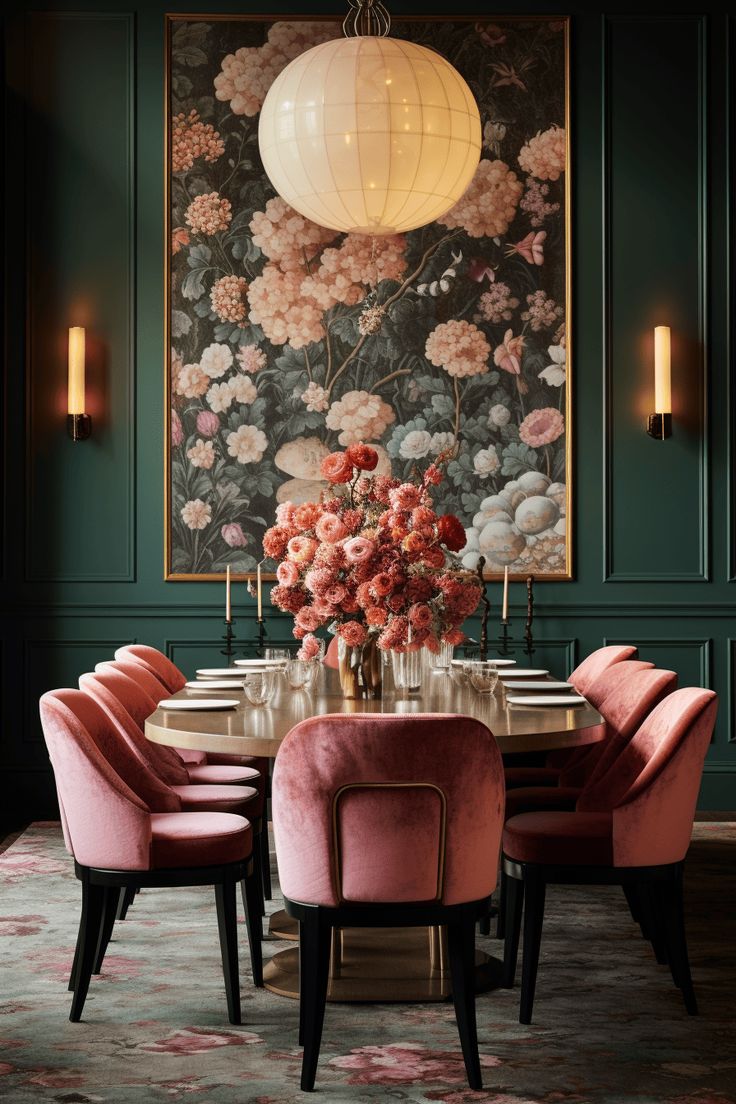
[496,868,507,939]
[69,879,105,1022]
[215,877,241,1025]
[661,869,698,1015]
[241,871,264,987]
[638,881,669,965]
[447,907,482,1090]
[68,918,84,992]
[252,831,266,918]
[298,923,306,1047]
[502,871,524,988]
[622,883,642,927]
[116,885,136,921]
[299,907,331,1092]
[260,818,272,902]
[478,913,490,936]
[93,886,119,974]
[519,867,546,1024]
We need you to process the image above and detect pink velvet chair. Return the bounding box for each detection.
[501,687,717,1023]
[115,644,187,693]
[568,644,638,696]
[39,690,262,1023]
[273,712,505,1092]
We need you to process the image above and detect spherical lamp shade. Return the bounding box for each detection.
[258,36,482,236]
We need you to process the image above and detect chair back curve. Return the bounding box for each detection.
[97,659,169,703]
[569,645,637,695]
[272,713,505,909]
[584,659,654,710]
[115,644,187,693]
[39,690,153,870]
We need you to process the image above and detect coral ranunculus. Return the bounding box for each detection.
[320,451,355,484]
[344,536,376,564]
[346,443,379,471]
[437,514,467,552]
[276,561,300,587]
[315,512,348,544]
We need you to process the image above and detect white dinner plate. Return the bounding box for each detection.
[233,658,288,667]
[185,680,245,690]
[506,694,587,707]
[498,668,549,679]
[160,698,239,711]
[451,658,516,668]
[505,680,574,691]
[196,668,251,678]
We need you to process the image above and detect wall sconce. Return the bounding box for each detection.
[647,325,672,439]
[67,326,91,441]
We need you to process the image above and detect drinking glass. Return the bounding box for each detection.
[285,658,311,690]
[465,661,499,695]
[391,649,424,692]
[243,670,277,705]
[427,641,454,671]
[265,648,290,662]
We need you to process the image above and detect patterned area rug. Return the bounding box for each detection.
[1,822,735,1103]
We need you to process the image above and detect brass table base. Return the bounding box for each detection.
[268,908,299,941]
[262,924,504,1002]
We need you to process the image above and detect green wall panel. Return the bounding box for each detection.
[1,3,735,818]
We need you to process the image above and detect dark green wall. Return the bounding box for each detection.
[2,3,734,818]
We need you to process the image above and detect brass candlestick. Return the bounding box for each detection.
[475,557,491,661]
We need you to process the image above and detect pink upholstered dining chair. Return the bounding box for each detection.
[39,689,262,1023]
[272,712,505,1092]
[501,687,717,1023]
[115,644,186,693]
[568,644,638,696]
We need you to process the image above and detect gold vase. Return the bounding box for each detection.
[337,635,382,700]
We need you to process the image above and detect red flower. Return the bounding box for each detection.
[320,451,354,484]
[438,514,466,552]
[346,443,379,471]
[424,464,443,486]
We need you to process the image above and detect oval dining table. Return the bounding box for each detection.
[145,664,604,1003]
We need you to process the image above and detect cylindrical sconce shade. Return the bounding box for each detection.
[258,36,481,235]
[653,325,671,414]
[68,327,86,415]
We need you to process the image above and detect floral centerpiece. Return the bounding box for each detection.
[263,443,483,697]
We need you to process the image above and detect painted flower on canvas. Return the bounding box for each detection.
[168,18,568,576]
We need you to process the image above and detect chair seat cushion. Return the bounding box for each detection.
[205,753,268,775]
[171,784,258,815]
[504,785,582,820]
[503,811,613,866]
[175,747,207,765]
[150,812,252,868]
[187,763,260,785]
[504,766,561,789]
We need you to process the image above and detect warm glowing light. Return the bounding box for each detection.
[654,325,671,414]
[258,36,481,235]
[68,327,86,415]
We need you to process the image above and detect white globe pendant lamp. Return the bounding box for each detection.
[258,0,482,236]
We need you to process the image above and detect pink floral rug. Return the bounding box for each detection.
[1,822,734,1103]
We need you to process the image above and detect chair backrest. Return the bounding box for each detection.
[584,659,654,710]
[39,690,154,870]
[565,668,678,791]
[273,713,505,908]
[115,644,187,693]
[323,636,340,669]
[80,669,190,785]
[568,645,638,695]
[97,659,169,703]
[609,688,717,866]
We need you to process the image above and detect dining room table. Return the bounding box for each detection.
[145,661,604,1003]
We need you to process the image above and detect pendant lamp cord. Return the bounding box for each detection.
[343,0,391,38]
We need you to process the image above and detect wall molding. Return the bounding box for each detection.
[601,14,710,583]
[604,634,713,687]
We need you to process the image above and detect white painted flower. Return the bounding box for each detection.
[226,424,268,463]
[229,375,257,405]
[206,382,233,413]
[300,382,329,413]
[489,403,511,427]
[539,343,566,387]
[181,498,211,529]
[429,431,456,455]
[399,429,433,460]
[474,447,501,476]
[186,438,215,469]
[200,342,234,379]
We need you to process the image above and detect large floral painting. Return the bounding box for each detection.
[166,16,570,579]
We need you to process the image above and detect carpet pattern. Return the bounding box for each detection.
[0,822,735,1103]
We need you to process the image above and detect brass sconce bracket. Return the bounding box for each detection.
[67,413,92,441]
[647,413,672,440]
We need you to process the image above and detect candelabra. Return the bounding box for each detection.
[497,618,513,657]
[475,557,491,661]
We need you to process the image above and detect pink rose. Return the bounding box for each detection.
[295,605,322,633]
[519,407,565,447]
[323,583,347,607]
[389,484,422,511]
[287,536,318,564]
[196,410,221,437]
[315,513,348,544]
[221,523,247,548]
[339,620,367,648]
[343,536,376,564]
[408,603,433,629]
[297,633,321,661]
[171,408,183,447]
[304,567,335,594]
[276,561,300,587]
[312,597,338,619]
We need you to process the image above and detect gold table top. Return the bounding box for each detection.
[144,667,604,759]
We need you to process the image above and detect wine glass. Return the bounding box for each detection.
[285,658,311,690]
[243,670,277,706]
